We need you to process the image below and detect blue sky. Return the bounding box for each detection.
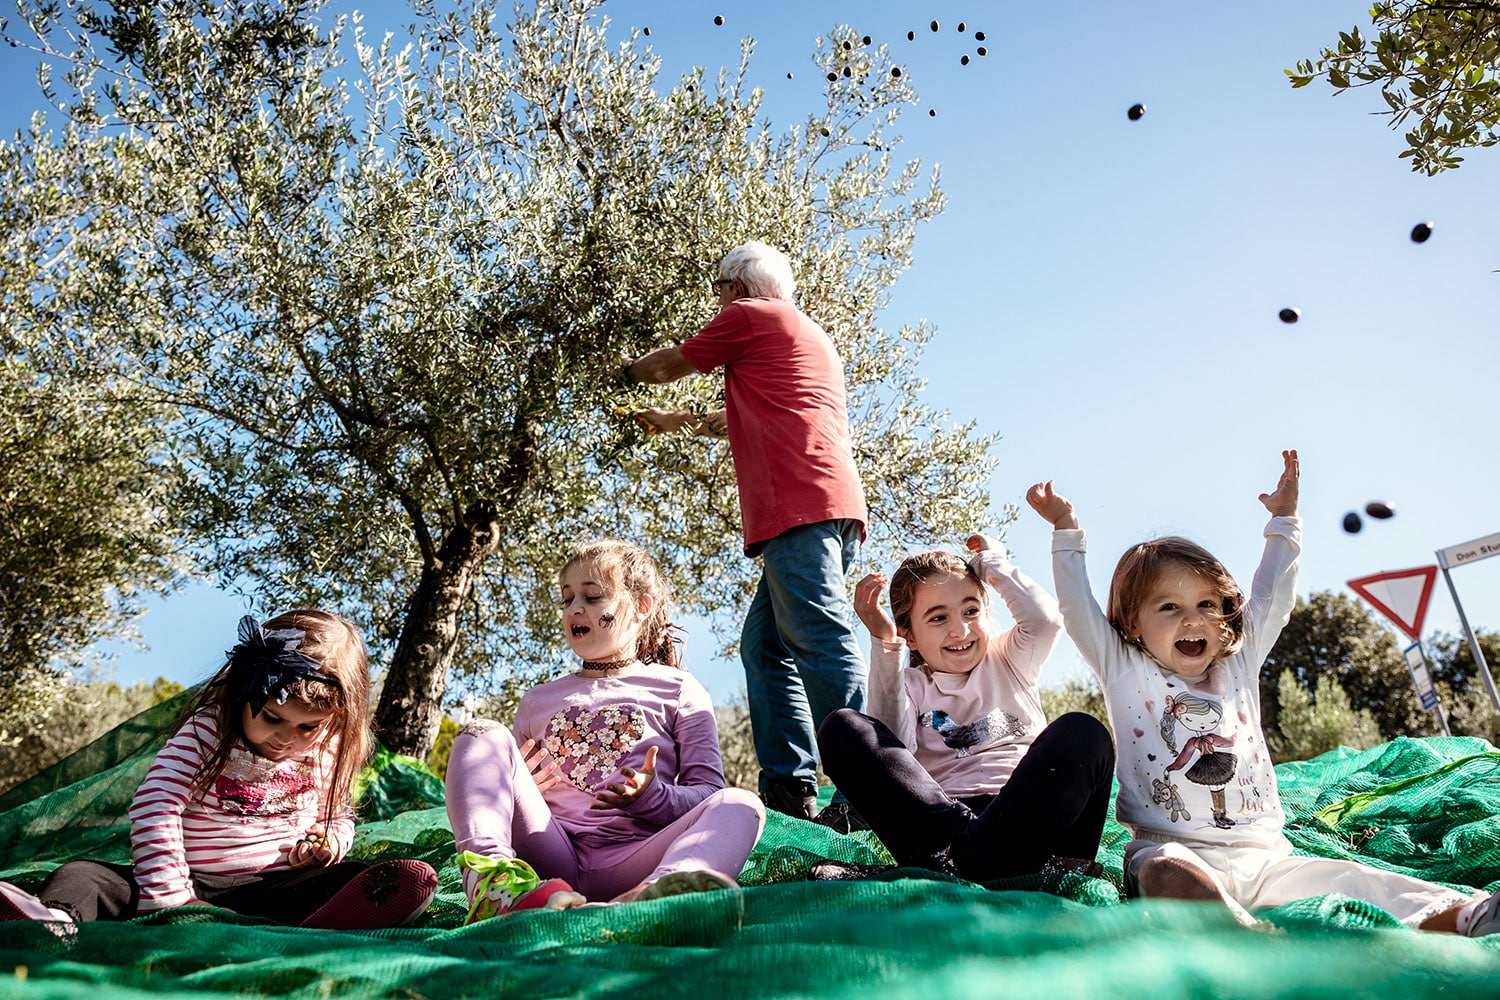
[5,1,1499,717]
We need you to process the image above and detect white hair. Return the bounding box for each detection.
[718,241,796,301]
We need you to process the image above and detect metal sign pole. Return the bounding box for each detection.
[1435,550,1500,717]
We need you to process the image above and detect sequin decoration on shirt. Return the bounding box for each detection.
[213,746,320,817]
[918,708,1025,758]
[543,704,647,792]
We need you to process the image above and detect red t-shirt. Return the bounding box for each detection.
[678,297,867,555]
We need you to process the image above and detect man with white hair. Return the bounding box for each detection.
[622,241,868,831]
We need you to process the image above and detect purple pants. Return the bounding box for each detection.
[445,722,765,902]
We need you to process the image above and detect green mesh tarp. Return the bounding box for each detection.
[1,704,1498,999]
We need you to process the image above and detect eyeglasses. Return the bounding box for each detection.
[712,278,735,291]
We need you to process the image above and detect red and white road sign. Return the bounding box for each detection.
[1347,566,1439,642]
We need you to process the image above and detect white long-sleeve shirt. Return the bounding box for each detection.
[866,550,1063,797]
[128,710,354,910]
[1050,517,1301,848]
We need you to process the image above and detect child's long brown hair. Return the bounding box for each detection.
[887,550,987,668]
[1106,537,1246,657]
[178,610,373,826]
[561,540,682,667]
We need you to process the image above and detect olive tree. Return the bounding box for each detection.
[5,0,1000,756]
[1290,1,1500,173]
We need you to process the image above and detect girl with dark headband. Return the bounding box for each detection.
[0,610,438,931]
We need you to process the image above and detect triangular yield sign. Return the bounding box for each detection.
[1347,566,1439,642]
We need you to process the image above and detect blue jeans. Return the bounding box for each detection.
[740,519,867,796]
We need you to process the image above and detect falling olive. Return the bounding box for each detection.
[907,30,915,40]
[1128,103,1146,121]
[928,108,936,117]
[862,35,872,45]
[1342,512,1363,534]
[1410,221,1433,243]
[1278,307,1300,324]
[713,15,724,26]
[975,31,986,41]
[826,71,837,81]
[787,72,794,79]
[1365,501,1396,520]
[891,66,902,78]
[977,47,987,56]
[643,26,650,36]
[843,40,852,50]
[960,54,969,65]
[842,65,851,77]
[930,20,939,31]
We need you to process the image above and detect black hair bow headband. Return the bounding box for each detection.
[227,614,336,717]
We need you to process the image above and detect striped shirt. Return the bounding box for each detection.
[127,710,354,910]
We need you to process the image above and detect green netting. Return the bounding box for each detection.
[1,705,1498,999]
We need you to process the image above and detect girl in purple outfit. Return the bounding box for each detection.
[444,540,766,921]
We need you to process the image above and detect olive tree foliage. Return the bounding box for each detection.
[1265,669,1382,764]
[0,358,185,693]
[1262,590,1431,739]
[1261,590,1496,741]
[1425,628,1500,741]
[1289,1,1500,174]
[0,674,185,793]
[4,0,1000,757]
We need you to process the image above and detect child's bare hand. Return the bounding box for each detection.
[1258,449,1300,518]
[852,573,897,641]
[1026,481,1079,530]
[965,534,1004,555]
[520,738,563,794]
[590,745,658,810]
[289,823,334,868]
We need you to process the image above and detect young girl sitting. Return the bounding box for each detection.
[444,539,766,920]
[1028,450,1497,936]
[0,611,439,931]
[815,534,1115,882]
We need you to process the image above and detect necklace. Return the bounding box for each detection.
[579,657,636,675]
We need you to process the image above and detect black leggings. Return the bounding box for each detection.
[38,858,370,924]
[818,709,1115,881]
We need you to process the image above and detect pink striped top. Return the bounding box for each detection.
[127,710,355,910]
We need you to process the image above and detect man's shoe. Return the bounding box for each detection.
[761,778,818,821]
[812,801,871,834]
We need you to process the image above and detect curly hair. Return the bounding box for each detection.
[560,540,682,668]
[887,549,987,668]
[1106,537,1245,658]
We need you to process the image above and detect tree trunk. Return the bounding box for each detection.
[373,500,500,758]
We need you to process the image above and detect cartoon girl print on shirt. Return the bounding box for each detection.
[215,745,320,817]
[543,703,647,793]
[1160,692,1237,829]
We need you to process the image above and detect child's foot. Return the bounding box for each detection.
[614,869,738,904]
[1135,856,1258,927]
[300,859,439,931]
[457,852,586,925]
